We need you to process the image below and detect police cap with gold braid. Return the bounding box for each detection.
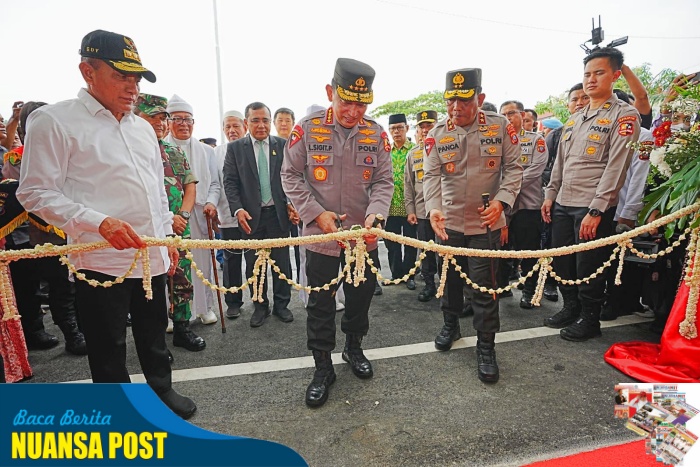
[416,110,438,124]
[80,29,156,83]
[443,68,481,100]
[333,58,375,104]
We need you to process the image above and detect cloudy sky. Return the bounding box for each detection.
[3,0,700,141]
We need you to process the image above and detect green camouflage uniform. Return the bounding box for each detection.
[136,92,200,323]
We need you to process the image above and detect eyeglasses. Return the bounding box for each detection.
[502,110,521,118]
[248,118,271,125]
[389,125,407,132]
[170,117,195,124]
[672,114,692,124]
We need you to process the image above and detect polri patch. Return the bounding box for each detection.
[289,125,304,148]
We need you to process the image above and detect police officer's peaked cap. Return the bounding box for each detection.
[333,58,375,104]
[416,110,438,124]
[444,68,481,100]
[80,29,156,83]
[136,93,168,116]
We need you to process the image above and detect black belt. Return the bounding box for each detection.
[261,205,276,212]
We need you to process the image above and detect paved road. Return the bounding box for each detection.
[25,243,655,466]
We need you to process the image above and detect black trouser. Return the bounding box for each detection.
[75,271,171,394]
[242,207,291,311]
[541,217,557,286]
[509,209,543,294]
[220,227,244,309]
[8,242,78,336]
[604,221,645,313]
[385,216,418,279]
[440,229,501,333]
[417,218,437,282]
[305,248,379,351]
[551,203,615,307]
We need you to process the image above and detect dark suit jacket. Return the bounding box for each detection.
[223,135,291,235]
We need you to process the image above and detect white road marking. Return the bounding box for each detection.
[64,315,650,384]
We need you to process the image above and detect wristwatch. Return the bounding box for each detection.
[179,210,191,220]
[588,208,601,217]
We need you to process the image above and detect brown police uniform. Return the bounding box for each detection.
[507,128,547,301]
[544,94,640,337]
[281,89,393,353]
[423,108,522,332]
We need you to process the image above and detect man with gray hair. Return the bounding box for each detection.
[165,95,221,326]
[215,110,248,319]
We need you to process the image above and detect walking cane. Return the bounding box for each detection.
[482,193,498,301]
[206,215,226,333]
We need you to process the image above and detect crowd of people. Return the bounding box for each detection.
[0,28,695,416]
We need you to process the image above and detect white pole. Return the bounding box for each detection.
[213,0,225,143]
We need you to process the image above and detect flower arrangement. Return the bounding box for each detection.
[640,84,700,239]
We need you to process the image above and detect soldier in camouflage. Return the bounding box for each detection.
[135,94,206,352]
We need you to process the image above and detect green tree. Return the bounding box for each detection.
[534,91,570,124]
[370,90,447,123]
[616,63,679,107]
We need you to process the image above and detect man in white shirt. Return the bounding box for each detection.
[164,95,220,326]
[215,110,247,319]
[16,30,196,419]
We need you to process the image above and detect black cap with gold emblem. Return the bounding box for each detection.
[333,58,375,104]
[416,110,438,124]
[443,68,481,100]
[80,30,156,83]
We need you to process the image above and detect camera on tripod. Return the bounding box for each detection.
[580,16,628,54]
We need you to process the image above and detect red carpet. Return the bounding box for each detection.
[523,440,659,466]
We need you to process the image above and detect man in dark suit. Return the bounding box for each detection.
[223,102,299,327]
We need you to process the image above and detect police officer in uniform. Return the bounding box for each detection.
[282,58,394,407]
[499,100,547,308]
[404,110,439,301]
[542,47,640,341]
[423,68,522,383]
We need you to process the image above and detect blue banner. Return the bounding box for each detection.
[1,384,307,466]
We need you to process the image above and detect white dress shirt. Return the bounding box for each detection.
[249,134,274,207]
[615,127,653,222]
[16,88,173,277]
[214,142,236,228]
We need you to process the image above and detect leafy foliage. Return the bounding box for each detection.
[370,90,447,123]
[534,91,570,124]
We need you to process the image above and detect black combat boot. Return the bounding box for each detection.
[560,305,603,342]
[543,287,581,329]
[342,334,373,379]
[173,321,206,351]
[519,277,537,309]
[306,350,336,407]
[418,278,437,302]
[476,331,499,383]
[434,312,461,351]
[58,318,87,355]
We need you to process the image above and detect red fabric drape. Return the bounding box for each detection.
[605,282,700,382]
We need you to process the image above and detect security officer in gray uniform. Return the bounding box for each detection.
[542,47,640,342]
[423,68,522,383]
[404,110,439,301]
[282,58,394,407]
[499,100,548,309]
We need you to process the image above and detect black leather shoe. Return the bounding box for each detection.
[374,281,383,296]
[406,279,416,290]
[418,283,436,302]
[519,294,534,309]
[305,367,336,408]
[544,305,580,329]
[225,305,241,319]
[543,284,559,302]
[159,388,197,420]
[272,307,294,323]
[560,318,602,342]
[476,345,499,383]
[250,306,271,327]
[64,331,88,355]
[342,334,373,379]
[173,321,206,352]
[458,304,474,318]
[25,330,60,350]
[434,324,461,351]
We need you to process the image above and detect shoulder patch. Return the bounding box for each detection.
[381,132,391,152]
[424,137,435,156]
[506,123,518,145]
[536,138,546,153]
[289,125,304,148]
